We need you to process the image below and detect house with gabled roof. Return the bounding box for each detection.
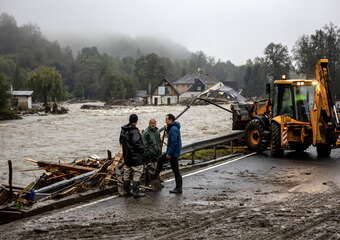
[172,72,219,94]
[148,78,180,105]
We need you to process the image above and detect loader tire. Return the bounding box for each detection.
[245,119,268,152]
[316,144,331,158]
[271,122,283,157]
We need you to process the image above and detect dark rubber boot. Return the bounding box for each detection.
[122,180,132,197]
[169,188,182,194]
[132,181,145,198]
[150,175,162,191]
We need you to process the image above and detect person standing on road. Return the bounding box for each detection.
[119,114,145,198]
[155,113,183,194]
[142,119,161,186]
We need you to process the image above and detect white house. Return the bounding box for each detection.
[11,91,33,110]
[148,79,180,105]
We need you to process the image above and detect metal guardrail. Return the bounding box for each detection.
[180,131,245,155]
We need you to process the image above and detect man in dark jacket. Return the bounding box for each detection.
[119,114,145,198]
[155,113,183,194]
[142,119,161,185]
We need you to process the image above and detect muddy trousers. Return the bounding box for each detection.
[123,165,143,182]
[156,155,182,189]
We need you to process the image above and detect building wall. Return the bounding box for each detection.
[152,82,179,96]
[28,96,32,109]
[16,96,31,110]
[149,95,178,105]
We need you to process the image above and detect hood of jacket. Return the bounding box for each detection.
[168,121,181,130]
[121,124,137,131]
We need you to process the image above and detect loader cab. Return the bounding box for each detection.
[272,80,316,122]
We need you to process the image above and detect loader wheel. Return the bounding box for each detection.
[271,122,283,157]
[245,118,268,152]
[316,144,331,158]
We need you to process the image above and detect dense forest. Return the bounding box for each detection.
[0,11,340,116]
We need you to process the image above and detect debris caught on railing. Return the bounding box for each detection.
[0,151,124,211]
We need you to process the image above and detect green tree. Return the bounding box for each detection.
[73,48,121,99]
[188,51,209,73]
[134,53,166,91]
[293,23,340,95]
[0,73,10,113]
[264,42,291,80]
[243,58,268,97]
[29,66,65,104]
[100,73,135,101]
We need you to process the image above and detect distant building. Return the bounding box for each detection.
[179,91,201,104]
[148,79,180,105]
[206,85,246,102]
[172,73,219,94]
[133,90,148,105]
[10,91,33,110]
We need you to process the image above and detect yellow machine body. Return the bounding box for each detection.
[271,59,339,153]
[231,59,339,156]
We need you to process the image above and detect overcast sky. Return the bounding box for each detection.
[1,0,340,64]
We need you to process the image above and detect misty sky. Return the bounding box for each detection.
[1,0,340,64]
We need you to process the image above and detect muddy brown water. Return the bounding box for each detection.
[0,103,232,186]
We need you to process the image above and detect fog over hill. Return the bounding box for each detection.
[49,32,191,59]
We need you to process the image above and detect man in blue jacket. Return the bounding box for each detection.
[155,113,183,194]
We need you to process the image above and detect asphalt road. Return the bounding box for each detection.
[1,148,340,239]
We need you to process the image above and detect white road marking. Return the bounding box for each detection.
[164,152,256,182]
[59,152,256,213]
[60,195,119,214]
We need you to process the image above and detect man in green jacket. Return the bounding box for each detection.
[142,119,161,185]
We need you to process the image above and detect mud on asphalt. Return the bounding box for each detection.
[1,150,340,240]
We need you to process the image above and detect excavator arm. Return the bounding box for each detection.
[311,59,339,145]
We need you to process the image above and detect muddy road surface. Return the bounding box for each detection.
[1,148,340,239]
[0,103,232,186]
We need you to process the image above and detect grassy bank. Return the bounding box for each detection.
[180,148,234,161]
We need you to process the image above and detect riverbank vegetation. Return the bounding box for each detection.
[0,73,20,120]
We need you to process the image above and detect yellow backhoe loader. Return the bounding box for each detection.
[231,59,340,157]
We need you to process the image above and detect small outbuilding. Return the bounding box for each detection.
[148,79,180,105]
[10,91,33,110]
[133,90,148,105]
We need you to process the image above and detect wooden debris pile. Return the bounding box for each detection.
[0,151,124,209]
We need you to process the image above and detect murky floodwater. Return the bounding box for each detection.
[0,103,232,186]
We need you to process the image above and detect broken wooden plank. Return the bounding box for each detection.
[20,168,44,172]
[26,158,96,173]
[8,160,13,197]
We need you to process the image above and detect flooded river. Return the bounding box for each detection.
[0,103,232,186]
